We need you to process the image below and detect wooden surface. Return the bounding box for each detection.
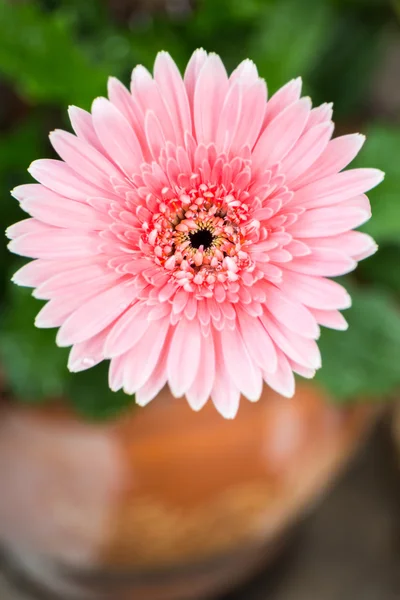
[225,421,400,600]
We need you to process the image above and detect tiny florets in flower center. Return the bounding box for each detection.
[145,182,258,295]
[189,228,213,250]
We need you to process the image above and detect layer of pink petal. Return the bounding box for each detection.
[8,49,384,418]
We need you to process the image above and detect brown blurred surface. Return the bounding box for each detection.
[0,384,372,577]
[0,419,399,599]
[225,420,400,600]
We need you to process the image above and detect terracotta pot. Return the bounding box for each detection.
[0,384,374,600]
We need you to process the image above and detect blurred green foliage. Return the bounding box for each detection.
[0,0,399,418]
[0,0,108,107]
[0,285,134,420]
[0,285,68,400]
[354,125,400,243]
[316,287,400,399]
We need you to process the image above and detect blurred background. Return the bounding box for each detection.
[0,0,400,599]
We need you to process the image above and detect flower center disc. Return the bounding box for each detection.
[189,228,213,250]
[146,183,257,293]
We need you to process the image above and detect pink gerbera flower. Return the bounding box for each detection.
[8,50,383,418]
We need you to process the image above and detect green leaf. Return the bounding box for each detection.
[248,0,334,94]
[358,245,400,295]
[0,0,108,108]
[0,285,70,400]
[65,363,136,421]
[316,287,400,401]
[307,7,387,117]
[352,125,400,244]
[0,116,46,298]
[0,115,45,216]
[0,283,136,420]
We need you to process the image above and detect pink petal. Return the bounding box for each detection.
[284,248,356,277]
[12,255,105,288]
[291,168,384,209]
[108,355,126,392]
[104,303,150,358]
[154,51,192,144]
[281,122,333,185]
[237,308,278,373]
[211,332,240,419]
[35,271,123,304]
[263,350,295,398]
[343,194,371,213]
[68,106,103,153]
[49,130,121,188]
[232,80,267,152]
[135,333,171,406]
[288,203,370,238]
[279,271,351,310]
[35,287,103,329]
[9,230,101,259]
[131,65,176,143]
[261,77,302,132]
[229,59,260,87]
[211,374,241,419]
[288,360,316,379]
[253,97,311,170]
[310,308,348,330]
[194,53,229,145]
[56,281,138,347]
[6,218,50,240]
[186,331,215,411]
[68,326,113,372]
[285,239,311,257]
[305,234,376,259]
[34,263,112,298]
[107,77,148,157]
[14,184,109,230]
[334,231,377,261]
[216,83,242,153]
[12,259,62,288]
[220,326,262,401]
[28,159,105,202]
[145,110,166,161]
[167,317,202,397]
[122,319,170,394]
[292,133,366,189]
[184,49,208,118]
[261,312,321,370]
[303,102,333,132]
[263,284,320,339]
[91,97,143,176]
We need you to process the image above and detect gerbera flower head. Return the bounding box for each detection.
[8,50,384,418]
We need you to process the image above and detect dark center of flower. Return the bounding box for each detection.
[189,228,213,250]
[146,183,255,290]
